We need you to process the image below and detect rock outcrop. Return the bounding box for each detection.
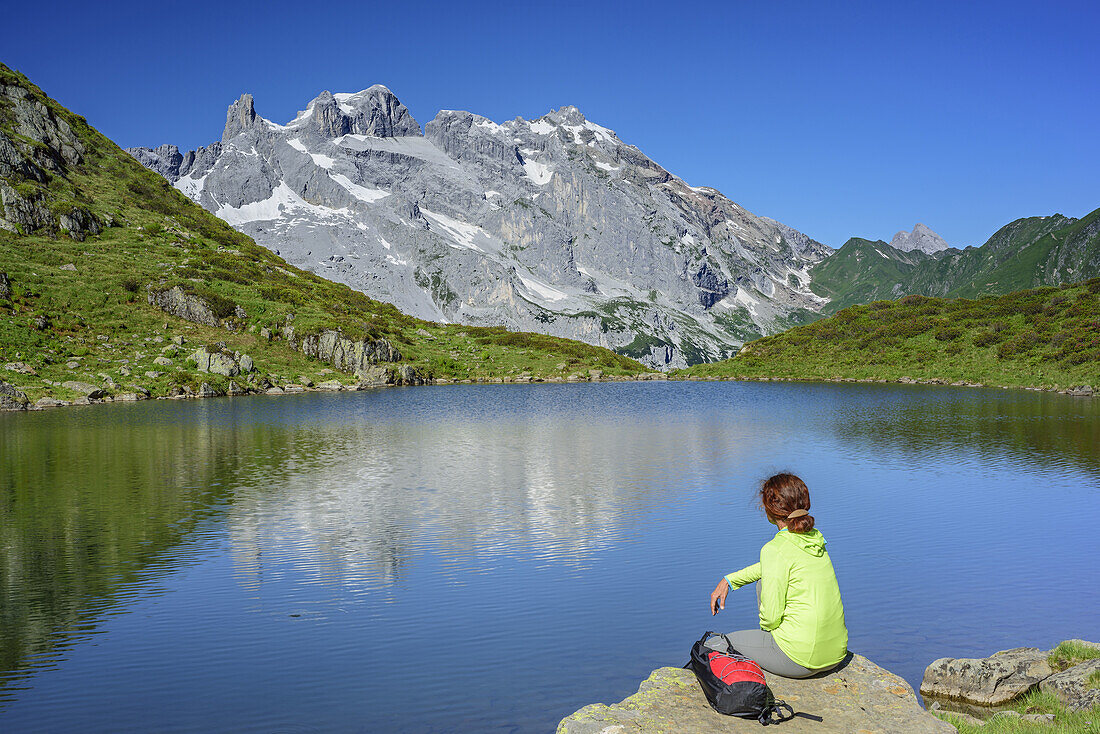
[147,286,227,328]
[0,381,29,410]
[558,656,954,734]
[920,647,1053,706]
[1040,659,1100,712]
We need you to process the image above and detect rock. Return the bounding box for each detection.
[0,381,30,410]
[265,386,284,395]
[226,380,245,396]
[239,354,254,372]
[197,382,222,398]
[168,385,194,398]
[921,647,1053,706]
[0,271,9,299]
[189,347,240,377]
[147,285,224,327]
[315,380,344,391]
[295,331,402,371]
[4,361,35,375]
[59,263,76,271]
[153,356,173,366]
[296,375,314,387]
[115,392,147,401]
[1022,713,1056,724]
[588,369,603,380]
[558,656,954,734]
[145,371,163,379]
[416,328,434,339]
[34,396,67,408]
[1068,385,1094,397]
[283,384,306,393]
[65,360,80,369]
[396,364,426,385]
[356,364,393,387]
[259,327,272,340]
[61,380,107,399]
[938,710,986,727]
[118,366,131,377]
[1040,658,1100,711]
[33,314,49,330]
[172,335,185,346]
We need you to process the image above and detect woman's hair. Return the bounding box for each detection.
[760,473,815,533]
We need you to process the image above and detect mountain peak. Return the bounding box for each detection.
[890,223,950,254]
[222,93,258,142]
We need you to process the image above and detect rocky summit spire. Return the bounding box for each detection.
[222,93,258,142]
[335,86,421,138]
[890,223,950,254]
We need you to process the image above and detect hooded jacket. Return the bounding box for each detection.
[724,528,848,670]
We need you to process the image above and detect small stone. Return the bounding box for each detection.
[118,366,132,377]
[59,263,76,271]
[66,360,81,369]
[297,375,314,387]
[145,371,163,379]
[153,356,173,366]
[172,335,185,346]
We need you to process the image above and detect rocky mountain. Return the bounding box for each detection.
[889,223,950,254]
[128,87,832,369]
[809,210,1100,311]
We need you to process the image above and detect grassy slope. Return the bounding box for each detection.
[675,282,1100,390]
[0,64,644,402]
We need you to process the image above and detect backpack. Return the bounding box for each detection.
[686,631,796,725]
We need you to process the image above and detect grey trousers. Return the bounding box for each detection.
[705,582,837,679]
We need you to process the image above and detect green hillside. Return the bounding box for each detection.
[675,281,1100,390]
[809,237,940,312]
[809,211,1099,311]
[0,64,645,406]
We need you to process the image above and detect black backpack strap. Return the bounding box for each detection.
[759,701,794,725]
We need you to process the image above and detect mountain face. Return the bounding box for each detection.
[128,87,831,368]
[889,223,950,254]
[810,211,1100,310]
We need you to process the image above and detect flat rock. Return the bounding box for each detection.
[558,655,954,734]
[921,647,1052,706]
[61,380,107,399]
[34,397,68,407]
[1040,658,1100,711]
[315,380,344,391]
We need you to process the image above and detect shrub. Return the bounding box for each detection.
[934,327,963,341]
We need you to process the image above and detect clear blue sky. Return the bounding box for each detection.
[5,0,1098,247]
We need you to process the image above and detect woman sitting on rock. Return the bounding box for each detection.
[709,473,848,678]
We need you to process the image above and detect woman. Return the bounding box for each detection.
[708,473,848,678]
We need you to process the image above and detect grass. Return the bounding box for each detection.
[934,689,1100,733]
[1049,642,1100,672]
[0,62,646,404]
[673,283,1100,391]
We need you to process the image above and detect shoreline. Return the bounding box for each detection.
[3,370,1097,414]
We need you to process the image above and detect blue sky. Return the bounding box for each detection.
[4,0,1098,247]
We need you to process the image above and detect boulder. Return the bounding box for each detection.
[356,364,393,387]
[34,396,67,408]
[558,656,955,734]
[197,382,223,398]
[147,286,223,327]
[315,380,344,391]
[189,347,240,377]
[153,356,173,367]
[283,384,306,393]
[227,380,246,396]
[1040,658,1100,712]
[4,361,35,375]
[61,380,107,399]
[396,364,427,385]
[0,271,9,299]
[0,381,29,410]
[921,647,1053,706]
[265,386,285,395]
[239,354,254,372]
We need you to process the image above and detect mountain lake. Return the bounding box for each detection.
[1,381,1097,732]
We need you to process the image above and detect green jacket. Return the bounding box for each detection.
[725,528,848,670]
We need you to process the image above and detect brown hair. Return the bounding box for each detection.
[760,473,815,533]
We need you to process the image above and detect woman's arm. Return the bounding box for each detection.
[711,563,763,615]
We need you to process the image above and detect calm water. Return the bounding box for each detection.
[1,382,1098,733]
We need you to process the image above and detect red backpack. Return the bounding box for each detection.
[686,631,799,725]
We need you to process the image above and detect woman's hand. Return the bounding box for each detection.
[710,578,730,615]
